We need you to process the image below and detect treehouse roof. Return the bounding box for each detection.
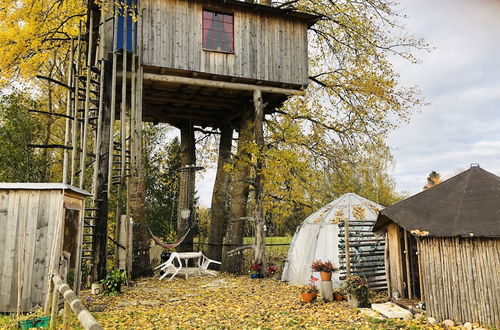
[0,183,91,196]
[373,165,500,237]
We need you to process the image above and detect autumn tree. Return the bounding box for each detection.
[423,171,442,190]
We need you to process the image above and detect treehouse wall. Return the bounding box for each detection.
[140,0,310,86]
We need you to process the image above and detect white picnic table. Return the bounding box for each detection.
[155,251,221,280]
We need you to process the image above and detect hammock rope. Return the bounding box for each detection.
[148,226,192,249]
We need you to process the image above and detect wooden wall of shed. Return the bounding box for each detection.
[418,237,500,327]
[386,223,405,298]
[139,0,309,85]
[0,189,84,312]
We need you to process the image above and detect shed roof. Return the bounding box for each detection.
[373,166,500,237]
[0,183,91,196]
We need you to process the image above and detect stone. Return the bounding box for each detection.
[427,317,437,324]
[413,313,425,319]
[358,308,385,320]
[462,322,473,330]
[371,303,413,320]
[443,319,455,328]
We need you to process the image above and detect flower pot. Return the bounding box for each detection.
[320,271,332,281]
[347,294,360,308]
[250,273,261,279]
[301,292,317,303]
[335,294,343,302]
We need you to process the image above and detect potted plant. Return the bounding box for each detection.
[265,265,280,278]
[311,260,338,281]
[250,263,262,278]
[301,284,319,303]
[333,289,345,302]
[100,270,127,296]
[342,275,369,308]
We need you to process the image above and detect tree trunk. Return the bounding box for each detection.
[221,110,253,273]
[130,67,152,278]
[207,126,233,264]
[92,59,112,282]
[177,121,196,253]
[253,89,266,269]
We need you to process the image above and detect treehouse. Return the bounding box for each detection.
[103,0,320,127]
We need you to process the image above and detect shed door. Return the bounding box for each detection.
[62,208,81,291]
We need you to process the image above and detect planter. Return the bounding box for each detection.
[91,283,103,295]
[335,294,344,302]
[347,294,360,308]
[250,273,262,279]
[320,271,332,281]
[301,292,317,303]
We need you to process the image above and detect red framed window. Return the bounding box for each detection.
[202,10,234,53]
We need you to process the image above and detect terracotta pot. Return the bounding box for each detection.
[335,294,343,302]
[301,292,317,303]
[320,271,332,281]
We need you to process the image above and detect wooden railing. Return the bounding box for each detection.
[45,274,102,330]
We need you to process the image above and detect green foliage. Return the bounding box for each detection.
[143,124,181,239]
[0,92,49,182]
[100,269,126,296]
[342,275,369,298]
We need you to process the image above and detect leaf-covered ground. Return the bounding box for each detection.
[0,274,459,329]
[83,274,433,329]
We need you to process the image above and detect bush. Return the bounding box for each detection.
[101,270,127,296]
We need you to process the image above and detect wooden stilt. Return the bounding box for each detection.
[62,39,75,185]
[253,89,266,269]
[71,23,82,186]
[80,12,94,189]
[107,3,119,193]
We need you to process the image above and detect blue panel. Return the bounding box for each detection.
[116,0,137,52]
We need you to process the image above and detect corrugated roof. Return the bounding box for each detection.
[0,183,91,196]
[373,166,500,237]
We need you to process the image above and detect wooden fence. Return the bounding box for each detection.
[418,237,500,327]
[44,274,102,330]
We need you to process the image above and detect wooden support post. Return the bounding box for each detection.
[115,4,128,267]
[92,59,112,281]
[404,230,412,299]
[107,2,119,193]
[417,238,425,302]
[130,66,152,278]
[80,12,94,189]
[253,89,266,268]
[71,23,82,186]
[221,109,253,273]
[63,39,75,184]
[63,302,70,329]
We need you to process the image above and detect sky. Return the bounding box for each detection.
[191,0,500,206]
[388,0,500,194]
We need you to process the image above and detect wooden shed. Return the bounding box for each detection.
[0,183,90,313]
[373,165,500,327]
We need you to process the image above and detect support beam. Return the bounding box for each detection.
[139,73,305,95]
[253,89,266,269]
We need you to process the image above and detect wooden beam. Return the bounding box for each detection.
[404,230,412,299]
[140,73,305,95]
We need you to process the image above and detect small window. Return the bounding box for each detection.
[202,10,234,53]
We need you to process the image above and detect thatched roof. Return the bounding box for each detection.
[373,165,500,237]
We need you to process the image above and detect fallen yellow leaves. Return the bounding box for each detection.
[80,274,431,329]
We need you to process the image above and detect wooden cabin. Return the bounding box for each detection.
[102,0,319,127]
[0,183,90,312]
[373,165,500,327]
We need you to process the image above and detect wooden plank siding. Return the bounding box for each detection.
[139,0,309,86]
[386,223,405,298]
[0,188,86,312]
[419,237,500,327]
